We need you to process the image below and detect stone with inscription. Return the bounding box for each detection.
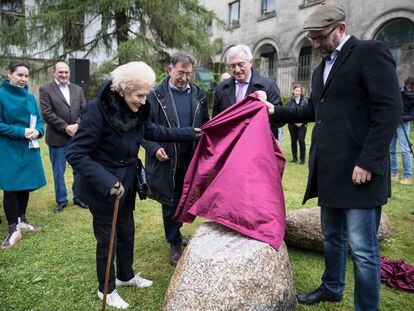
[284,206,391,252]
[164,222,296,311]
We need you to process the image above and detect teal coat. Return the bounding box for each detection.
[0,79,46,191]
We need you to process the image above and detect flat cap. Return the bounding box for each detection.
[303,1,346,31]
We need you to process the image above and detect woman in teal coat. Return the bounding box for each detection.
[0,61,46,249]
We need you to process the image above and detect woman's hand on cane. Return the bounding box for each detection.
[110,182,125,197]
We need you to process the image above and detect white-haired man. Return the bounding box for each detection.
[213,44,283,138]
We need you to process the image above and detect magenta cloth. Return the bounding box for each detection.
[380,256,414,292]
[174,93,286,250]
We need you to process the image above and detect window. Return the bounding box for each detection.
[261,0,275,17]
[229,1,240,27]
[298,45,312,82]
[302,0,322,5]
[374,18,414,73]
[0,0,25,45]
[63,14,85,50]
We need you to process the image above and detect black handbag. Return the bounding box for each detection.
[136,159,148,200]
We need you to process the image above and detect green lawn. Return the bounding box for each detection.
[0,124,413,311]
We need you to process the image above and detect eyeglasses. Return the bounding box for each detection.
[176,71,193,79]
[307,25,338,43]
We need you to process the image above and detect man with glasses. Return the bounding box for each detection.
[265,2,402,310]
[142,52,209,265]
[40,61,88,213]
[213,44,283,139]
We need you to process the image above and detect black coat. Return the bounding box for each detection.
[141,78,209,205]
[213,68,282,116]
[401,89,414,122]
[286,96,308,128]
[66,81,195,215]
[213,69,283,136]
[272,36,402,208]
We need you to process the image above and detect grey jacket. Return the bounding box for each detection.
[39,82,86,146]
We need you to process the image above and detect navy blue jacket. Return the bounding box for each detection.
[67,81,195,214]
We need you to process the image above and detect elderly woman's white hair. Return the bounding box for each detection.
[111,61,156,95]
[225,44,253,63]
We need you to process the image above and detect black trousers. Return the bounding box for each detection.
[161,162,188,245]
[90,206,135,293]
[3,190,29,225]
[288,125,307,161]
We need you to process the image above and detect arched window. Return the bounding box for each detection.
[256,44,277,80]
[373,18,414,73]
[298,44,312,82]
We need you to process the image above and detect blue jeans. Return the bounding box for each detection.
[321,206,381,311]
[49,145,78,204]
[390,122,412,178]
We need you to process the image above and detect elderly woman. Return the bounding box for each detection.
[0,61,45,250]
[67,61,197,309]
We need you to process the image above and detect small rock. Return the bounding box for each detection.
[284,207,391,252]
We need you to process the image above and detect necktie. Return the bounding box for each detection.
[236,82,246,102]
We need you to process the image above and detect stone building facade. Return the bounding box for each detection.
[201,0,414,96]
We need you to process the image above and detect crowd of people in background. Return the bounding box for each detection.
[0,1,413,310]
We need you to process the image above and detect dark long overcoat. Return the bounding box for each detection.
[273,36,402,208]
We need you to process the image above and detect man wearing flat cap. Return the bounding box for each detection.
[265,1,402,310]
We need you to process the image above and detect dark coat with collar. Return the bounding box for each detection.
[141,78,209,205]
[66,81,195,215]
[213,68,283,136]
[286,96,308,128]
[272,36,402,208]
[39,82,86,146]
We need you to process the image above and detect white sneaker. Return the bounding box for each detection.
[1,225,22,249]
[17,217,41,233]
[97,289,129,309]
[116,274,153,288]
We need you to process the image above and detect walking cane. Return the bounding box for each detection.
[400,121,414,156]
[101,195,121,311]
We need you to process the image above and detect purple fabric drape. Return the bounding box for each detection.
[380,256,414,292]
[174,93,286,250]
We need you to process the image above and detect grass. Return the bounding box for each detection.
[0,124,413,310]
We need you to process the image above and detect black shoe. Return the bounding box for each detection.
[290,158,297,163]
[73,199,89,209]
[169,243,182,266]
[297,286,341,305]
[54,202,67,213]
[300,159,305,165]
[181,237,189,247]
[411,210,414,215]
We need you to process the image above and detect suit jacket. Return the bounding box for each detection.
[272,36,402,208]
[39,82,86,146]
[141,78,209,205]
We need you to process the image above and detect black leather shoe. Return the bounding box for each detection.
[169,243,182,266]
[297,286,341,305]
[73,199,89,209]
[181,237,189,247]
[300,160,305,165]
[54,202,67,213]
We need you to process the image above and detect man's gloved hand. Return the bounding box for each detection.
[109,182,125,197]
